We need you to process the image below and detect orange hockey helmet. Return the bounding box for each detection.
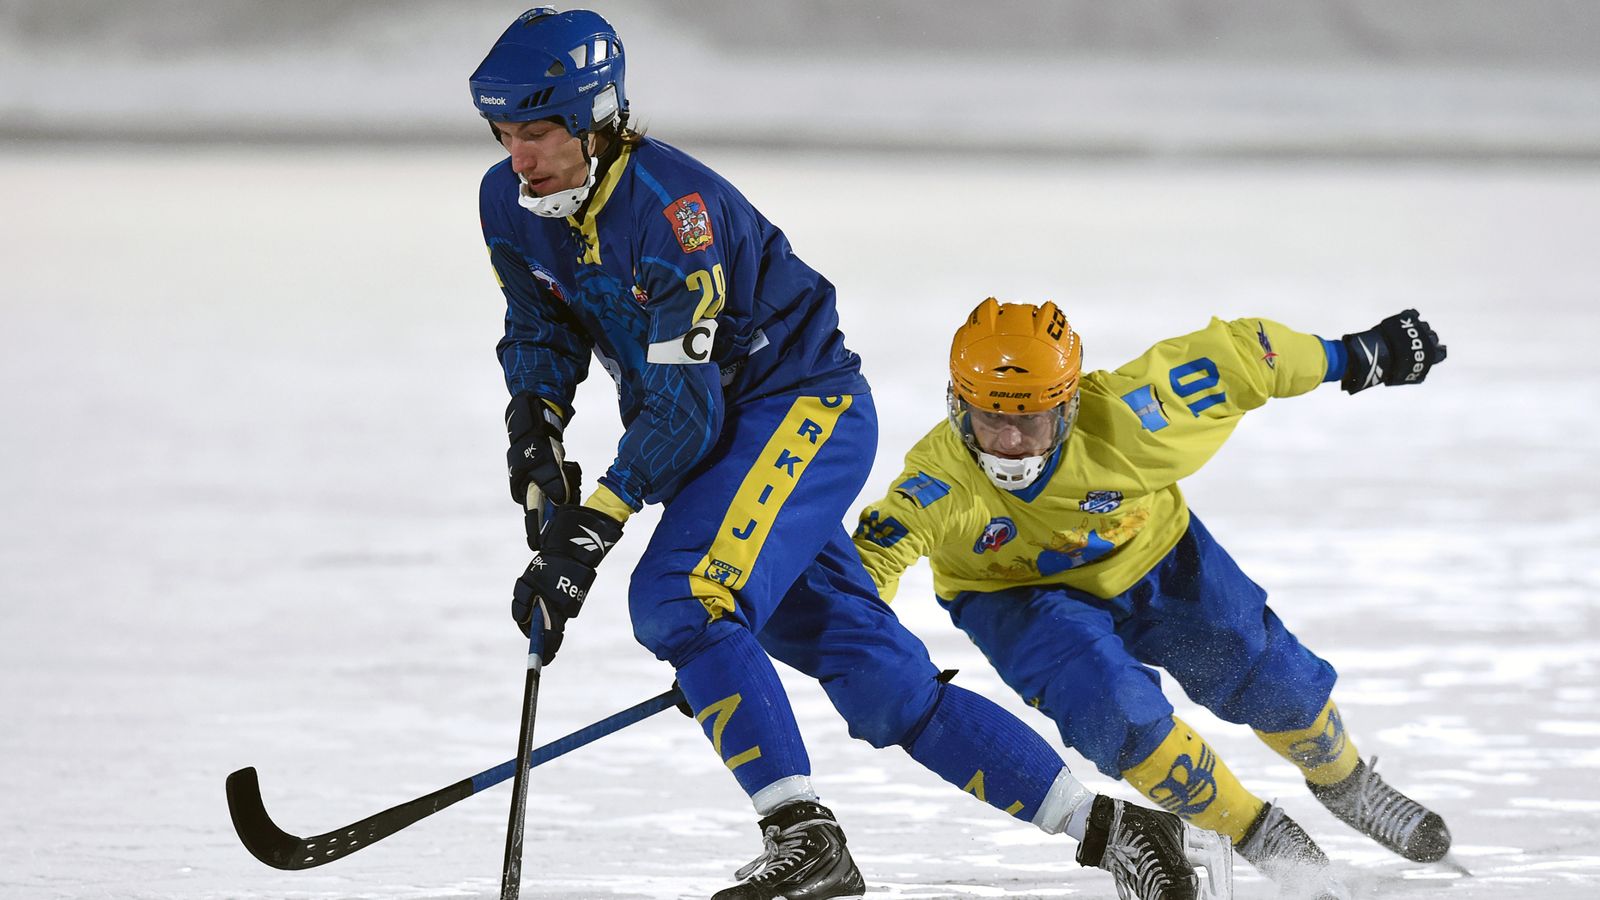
[949,298,1082,414]
[947,299,1084,490]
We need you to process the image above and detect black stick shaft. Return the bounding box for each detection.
[499,627,544,900]
[225,686,685,871]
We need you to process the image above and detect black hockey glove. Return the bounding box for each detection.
[1077,795,1218,900]
[1340,309,1447,394]
[505,392,580,548]
[510,505,624,664]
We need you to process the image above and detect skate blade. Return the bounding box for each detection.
[1182,824,1234,900]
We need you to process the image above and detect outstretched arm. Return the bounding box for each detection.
[1325,308,1447,394]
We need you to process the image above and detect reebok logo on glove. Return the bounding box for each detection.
[1396,316,1428,383]
[571,524,615,554]
[1340,309,1446,395]
[555,575,585,602]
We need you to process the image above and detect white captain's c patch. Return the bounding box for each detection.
[646,318,718,365]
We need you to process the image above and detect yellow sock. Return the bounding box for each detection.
[1122,716,1265,842]
[1254,700,1360,786]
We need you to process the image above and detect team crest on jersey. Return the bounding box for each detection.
[664,192,715,253]
[1080,490,1123,514]
[529,264,568,303]
[631,283,651,305]
[1256,321,1278,370]
[704,558,743,586]
[973,517,1017,554]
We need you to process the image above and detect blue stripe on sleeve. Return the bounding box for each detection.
[632,163,674,206]
[1319,336,1347,383]
[640,255,688,281]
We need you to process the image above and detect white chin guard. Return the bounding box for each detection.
[518,155,599,218]
[976,450,1049,490]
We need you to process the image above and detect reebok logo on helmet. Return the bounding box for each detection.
[478,94,507,106]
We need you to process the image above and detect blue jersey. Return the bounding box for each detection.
[480,137,867,510]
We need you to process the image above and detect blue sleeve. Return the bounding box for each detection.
[1319,335,1347,384]
[485,231,593,414]
[600,360,724,508]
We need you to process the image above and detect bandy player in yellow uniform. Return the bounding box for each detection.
[852,299,1451,895]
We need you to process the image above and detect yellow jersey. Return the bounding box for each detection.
[854,317,1330,602]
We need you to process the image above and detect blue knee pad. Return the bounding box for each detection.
[1040,633,1175,776]
[945,588,1175,777]
[814,654,941,749]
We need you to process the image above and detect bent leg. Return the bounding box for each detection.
[629,394,873,810]
[760,530,1092,832]
[1123,514,1337,735]
[945,585,1176,777]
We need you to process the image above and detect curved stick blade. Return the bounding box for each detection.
[226,767,317,870]
[227,765,475,870]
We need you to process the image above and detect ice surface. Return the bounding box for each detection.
[2,145,1598,898]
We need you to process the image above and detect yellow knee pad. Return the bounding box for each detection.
[1254,700,1360,786]
[1121,716,1264,842]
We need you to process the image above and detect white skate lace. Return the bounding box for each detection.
[1103,804,1177,900]
[733,818,828,883]
[1343,757,1427,850]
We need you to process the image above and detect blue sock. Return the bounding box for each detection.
[673,623,811,800]
[905,683,1067,823]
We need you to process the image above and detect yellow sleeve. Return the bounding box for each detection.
[584,484,635,523]
[1118,316,1327,413]
[1086,317,1331,486]
[850,435,967,603]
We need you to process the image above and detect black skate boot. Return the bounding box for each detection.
[1306,758,1451,863]
[1076,795,1219,900]
[712,800,865,900]
[1236,803,1348,900]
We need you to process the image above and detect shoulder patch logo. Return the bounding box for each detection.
[1121,384,1169,432]
[855,510,909,548]
[528,264,568,303]
[973,517,1017,554]
[894,471,952,508]
[1256,321,1278,369]
[1080,490,1123,514]
[663,192,715,254]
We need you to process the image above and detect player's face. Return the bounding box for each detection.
[967,406,1062,459]
[498,119,589,195]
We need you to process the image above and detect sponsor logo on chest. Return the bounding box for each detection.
[1079,490,1123,514]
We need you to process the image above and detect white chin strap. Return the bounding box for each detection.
[976,450,1049,490]
[518,154,599,218]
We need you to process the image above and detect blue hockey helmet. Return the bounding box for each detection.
[469,7,628,135]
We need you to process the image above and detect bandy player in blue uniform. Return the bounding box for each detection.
[469,9,1228,900]
[853,299,1454,898]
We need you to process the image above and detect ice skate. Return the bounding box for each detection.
[1077,794,1232,900]
[1307,758,1451,863]
[712,800,865,900]
[1236,803,1348,900]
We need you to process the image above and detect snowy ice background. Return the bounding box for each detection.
[3,2,1599,898]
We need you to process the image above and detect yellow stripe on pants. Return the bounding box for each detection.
[690,395,853,620]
